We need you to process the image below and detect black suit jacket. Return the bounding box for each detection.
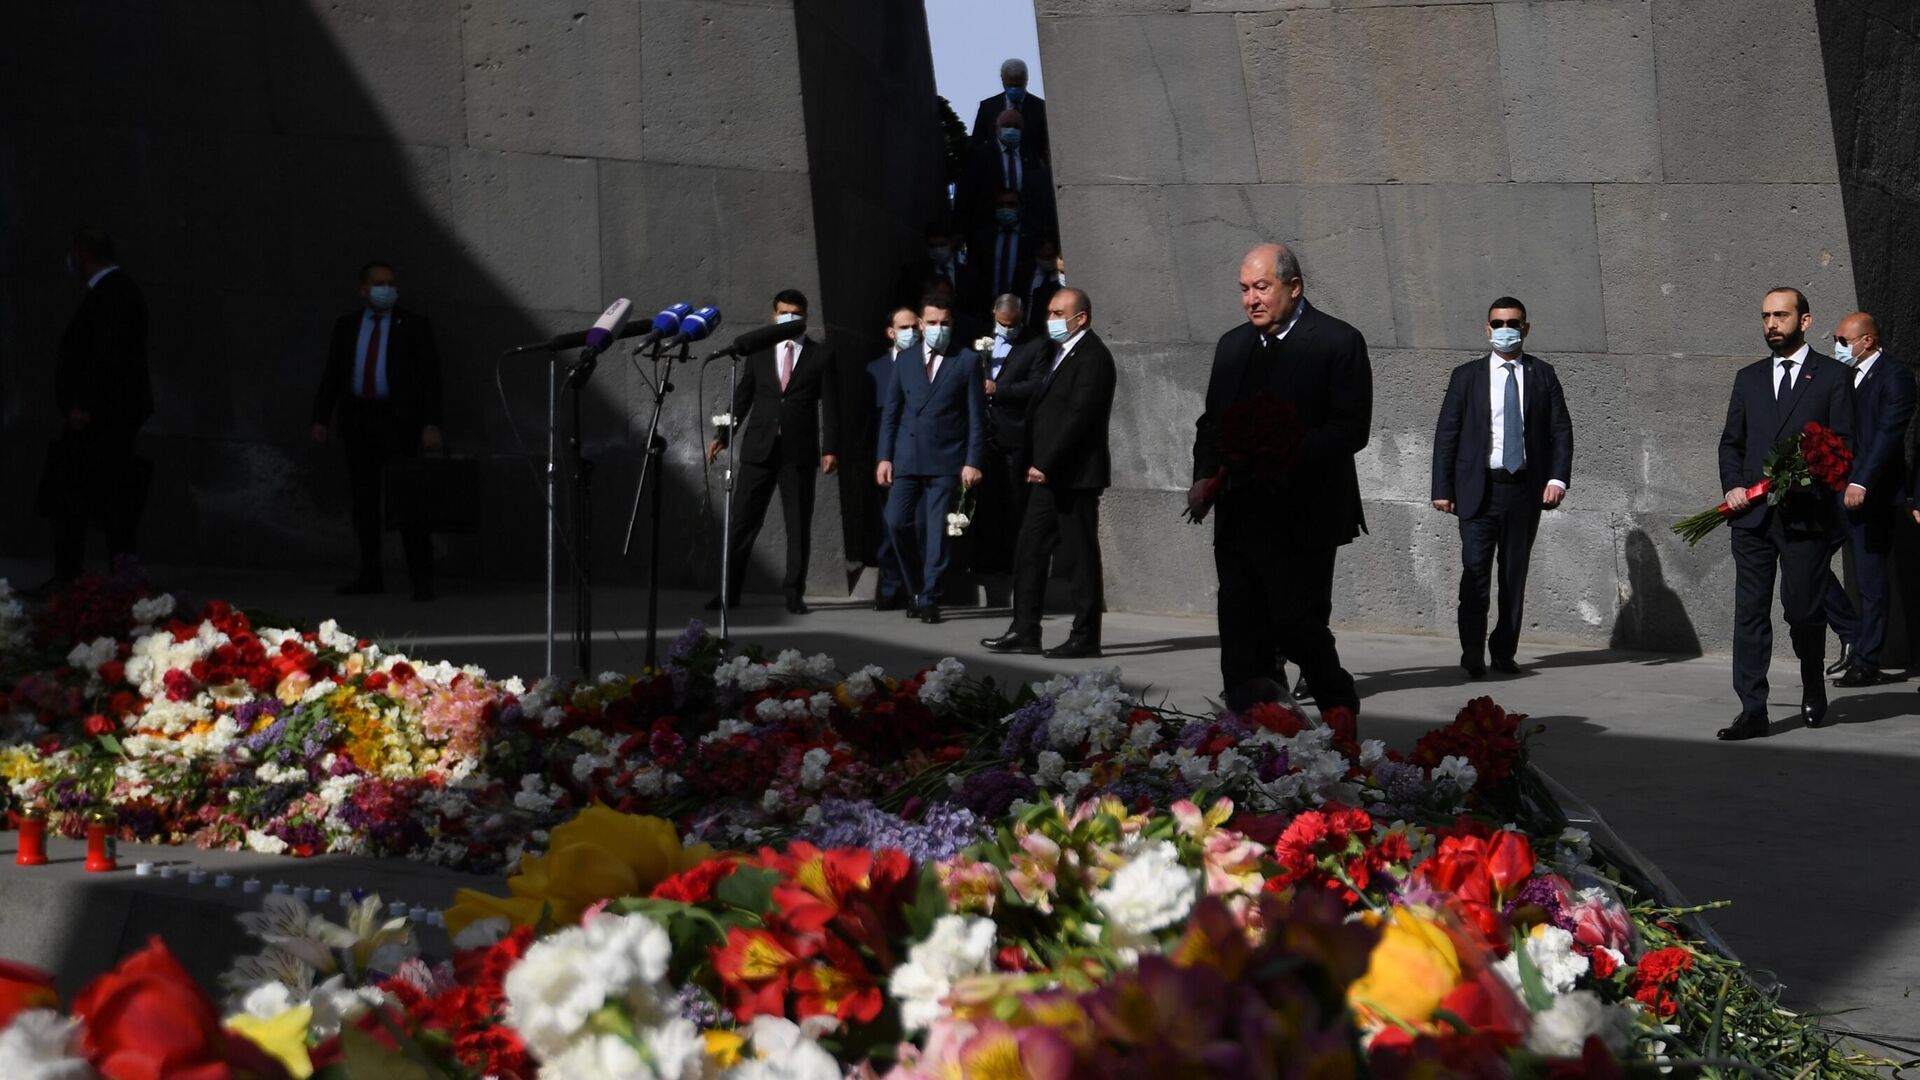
[955,143,1057,244]
[984,331,1050,451]
[1194,303,1373,552]
[1717,350,1855,531]
[56,269,152,429]
[1845,353,1915,505]
[311,306,444,432]
[1430,353,1575,520]
[715,335,841,466]
[970,92,1050,163]
[962,227,1039,314]
[1029,331,1117,490]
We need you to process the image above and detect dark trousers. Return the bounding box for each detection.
[49,425,141,581]
[972,444,1031,573]
[1822,503,1895,673]
[341,403,431,587]
[871,478,906,604]
[1010,484,1103,641]
[724,441,816,602]
[1457,475,1542,665]
[886,473,960,605]
[1731,513,1830,714]
[1216,543,1358,712]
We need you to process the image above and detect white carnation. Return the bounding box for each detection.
[0,1010,91,1080]
[1525,989,1637,1058]
[1495,925,1589,996]
[1431,754,1479,791]
[1093,840,1198,944]
[918,657,966,707]
[889,915,997,1033]
[799,748,831,791]
[131,593,177,626]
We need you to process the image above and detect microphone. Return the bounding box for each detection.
[504,302,649,355]
[705,318,806,362]
[578,299,633,360]
[662,306,722,348]
[632,302,692,349]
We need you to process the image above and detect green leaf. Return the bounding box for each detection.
[96,733,126,758]
[1511,930,1554,1012]
[714,865,781,916]
[904,863,950,938]
[339,1023,444,1080]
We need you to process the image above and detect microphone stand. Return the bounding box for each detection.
[717,353,744,642]
[564,348,599,678]
[619,338,686,669]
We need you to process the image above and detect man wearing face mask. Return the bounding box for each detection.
[1026,241,1066,335]
[311,261,443,600]
[864,307,919,611]
[970,58,1049,165]
[983,288,1115,659]
[964,192,1037,320]
[33,227,152,591]
[704,289,841,615]
[1714,287,1853,740]
[894,222,959,311]
[957,109,1057,251]
[1429,298,1574,678]
[1819,312,1913,687]
[876,296,987,624]
[974,294,1048,573]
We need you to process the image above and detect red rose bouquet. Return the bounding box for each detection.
[1185,390,1302,523]
[1672,421,1852,544]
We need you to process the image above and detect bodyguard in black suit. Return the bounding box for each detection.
[1430,298,1574,677]
[311,261,444,600]
[956,110,1057,248]
[1821,312,1914,685]
[1715,288,1855,740]
[1189,244,1371,714]
[962,192,1040,319]
[705,290,841,614]
[983,289,1115,659]
[974,295,1049,572]
[42,227,151,585]
[969,59,1049,164]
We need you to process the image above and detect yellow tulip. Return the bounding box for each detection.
[704,1029,746,1068]
[1348,907,1462,1026]
[228,1004,315,1079]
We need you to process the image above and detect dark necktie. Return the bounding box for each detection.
[998,233,1015,296]
[925,350,936,383]
[1777,358,1793,400]
[360,314,385,400]
[1501,362,1524,471]
[1042,346,1065,390]
[1004,149,1020,190]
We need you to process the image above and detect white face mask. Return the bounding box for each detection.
[1834,341,1856,366]
[1490,326,1523,353]
[775,312,801,325]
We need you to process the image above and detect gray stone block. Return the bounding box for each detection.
[447,149,603,313]
[1377,184,1607,353]
[1593,183,1855,356]
[1356,349,1459,504]
[1038,14,1258,184]
[1652,0,1841,183]
[262,0,465,147]
[1162,183,1396,348]
[1495,0,1662,183]
[1107,342,1215,491]
[640,0,809,173]
[1037,0,1192,15]
[1191,0,1327,11]
[1238,6,1507,184]
[461,0,644,160]
[1098,488,1217,616]
[1053,185,1184,344]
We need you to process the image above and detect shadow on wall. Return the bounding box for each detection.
[1609,528,1703,656]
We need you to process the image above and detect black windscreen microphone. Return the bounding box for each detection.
[705,319,806,361]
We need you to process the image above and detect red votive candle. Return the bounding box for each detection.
[14,807,47,866]
[84,809,118,873]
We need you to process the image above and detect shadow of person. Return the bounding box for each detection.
[1824,689,1920,727]
[1610,529,1703,656]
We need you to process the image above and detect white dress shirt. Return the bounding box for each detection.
[354,308,394,399]
[922,342,947,383]
[1852,349,1881,388]
[990,333,1014,379]
[1772,342,1810,398]
[1047,329,1088,378]
[1487,351,1567,490]
[1256,301,1305,347]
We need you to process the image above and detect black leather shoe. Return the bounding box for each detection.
[1045,638,1102,660]
[336,578,383,597]
[1490,656,1522,675]
[785,594,810,615]
[1800,698,1830,728]
[918,605,943,625]
[1292,676,1311,701]
[1462,660,1487,679]
[873,595,907,612]
[703,594,739,611]
[1716,712,1769,741]
[1833,667,1880,688]
[982,632,1042,654]
[1825,643,1853,676]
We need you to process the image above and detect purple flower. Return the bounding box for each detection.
[954,769,1037,820]
[797,799,982,863]
[670,620,706,661]
[1000,697,1056,760]
[1507,874,1573,931]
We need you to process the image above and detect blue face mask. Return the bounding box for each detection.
[994,322,1016,340]
[995,207,1020,228]
[367,285,398,311]
[894,327,919,353]
[1834,341,1856,366]
[1047,317,1073,344]
[923,325,952,354]
[998,127,1022,149]
[1490,326,1523,353]
[1005,86,1026,104]
[775,312,802,325]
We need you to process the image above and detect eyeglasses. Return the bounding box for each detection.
[1488,319,1525,329]
[1835,336,1866,347]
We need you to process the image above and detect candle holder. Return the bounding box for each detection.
[84,809,118,873]
[14,807,47,866]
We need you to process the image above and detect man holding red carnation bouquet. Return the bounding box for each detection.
[1715,287,1854,740]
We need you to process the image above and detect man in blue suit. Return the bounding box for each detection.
[865,307,918,611]
[1822,311,1914,687]
[877,295,988,624]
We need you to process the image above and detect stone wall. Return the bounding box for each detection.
[1036,0,1867,655]
[0,0,943,605]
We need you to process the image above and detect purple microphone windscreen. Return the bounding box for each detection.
[582,299,633,352]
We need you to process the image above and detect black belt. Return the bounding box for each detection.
[1488,468,1528,484]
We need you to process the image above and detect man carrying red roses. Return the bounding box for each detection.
[1715,287,1854,740]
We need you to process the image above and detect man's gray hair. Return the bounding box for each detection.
[1001,58,1029,82]
[1274,244,1302,284]
[992,293,1024,316]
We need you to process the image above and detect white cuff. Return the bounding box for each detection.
[1547,479,1568,491]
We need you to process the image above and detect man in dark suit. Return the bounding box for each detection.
[877,296,987,624]
[1715,287,1855,740]
[1189,244,1371,714]
[956,109,1056,248]
[970,58,1049,165]
[311,260,443,600]
[704,289,841,614]
[974,294,1049,573]
[1821,311,1913,686]
[983,288,1116,659]
[1430,297,1575,677]
[39,227,152,587]
[893,222,959,311]
[963,191,1039,319]
[1025,239,1065,335]
[864,307,919,611]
